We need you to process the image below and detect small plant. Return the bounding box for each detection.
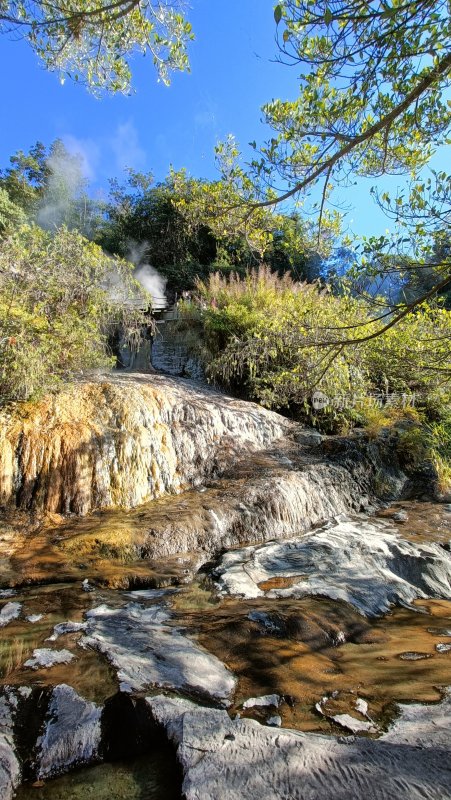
[395,411,451,495]
[0,636,30,676]
[184,267,451,432]
[361,403,421,440]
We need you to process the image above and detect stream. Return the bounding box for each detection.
[1,500,451,799]
[0,375,450,799]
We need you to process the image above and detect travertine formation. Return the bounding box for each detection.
[148,693,451,800]
[0,374,290,515]
[213,515,451,616]
[80,602,236,702]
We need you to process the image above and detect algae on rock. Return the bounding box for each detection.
[0,374,289,515]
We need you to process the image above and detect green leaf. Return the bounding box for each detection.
[324,7,333,25]
[274,5,282,25]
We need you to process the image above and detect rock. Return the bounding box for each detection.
[354,698,368,716]
[247,610,283,634]
[393,510,408,522]
[24,649,75,670]
[26,614,43,624]
[80,602,236,704]
[436,643,451,653]
[428,627,451,636]
[47,621,87,641]
[0,736,19,800]
[294,430,323,447]
[327,713,377,734]
[266,716,282,727]
[315,694,378,734]
[147,691,451,800]
[35,685,101,779]
[0,602,21,627]
[436,491,451,504]
[0,375,290,515]
[213,515,451,617]
[0,694,20,800]
[399,652,433,661]
[242,695,280,710]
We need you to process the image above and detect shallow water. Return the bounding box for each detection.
[15,749,181,800]
[1,500,451,797]
[377,500,451,545]
[172,589,451,732]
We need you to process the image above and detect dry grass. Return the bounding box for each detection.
[0,636,30,676]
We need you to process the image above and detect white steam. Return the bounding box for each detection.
[36,144,87,231]
[127,242,167,310]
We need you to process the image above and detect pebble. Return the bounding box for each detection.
[399,651,432,661]
[243,694,280,710]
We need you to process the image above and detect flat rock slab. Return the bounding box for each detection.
[36,684,101,779]
[0,694,21,800]
[0,735,19,800]
[0,602,21,627]
[214,515,451,616]
[149,691,451,800]
[24,649,75,669]
[81,603,236,703]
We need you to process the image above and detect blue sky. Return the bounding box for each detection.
[0,0,448,240]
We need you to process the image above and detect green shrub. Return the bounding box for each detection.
[0,224,148,402]
[184,267,451,433]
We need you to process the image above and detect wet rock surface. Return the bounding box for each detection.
[24,650,75,670]
[35,685,101,779]
[148,692,451,800]
[213,515,451,616]
[0,603,21,628]
[0,376,412,591]
[0,694,20,800]
[0,374,290,516]
[80,600,236,702]
[0,377,450,798]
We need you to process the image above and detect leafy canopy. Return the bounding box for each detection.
[98,165,339,296]
[0,139,103,237]
[0,0,193,92]
[252,1,451,208]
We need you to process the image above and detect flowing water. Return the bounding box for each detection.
[1,374,450,800]
[1,467,451,796]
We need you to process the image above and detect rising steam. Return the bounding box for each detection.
[127,242,167,310]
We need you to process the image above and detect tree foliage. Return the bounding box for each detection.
[98,167,337,297]
[0,188,27,237]
[250,1,451,208]
[208,2,450,352]
[0,139,101,235]
[0,0,193,93]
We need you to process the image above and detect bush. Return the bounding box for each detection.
[184,267,451,432]
[396,413,451,494]
[0,225,148,402]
